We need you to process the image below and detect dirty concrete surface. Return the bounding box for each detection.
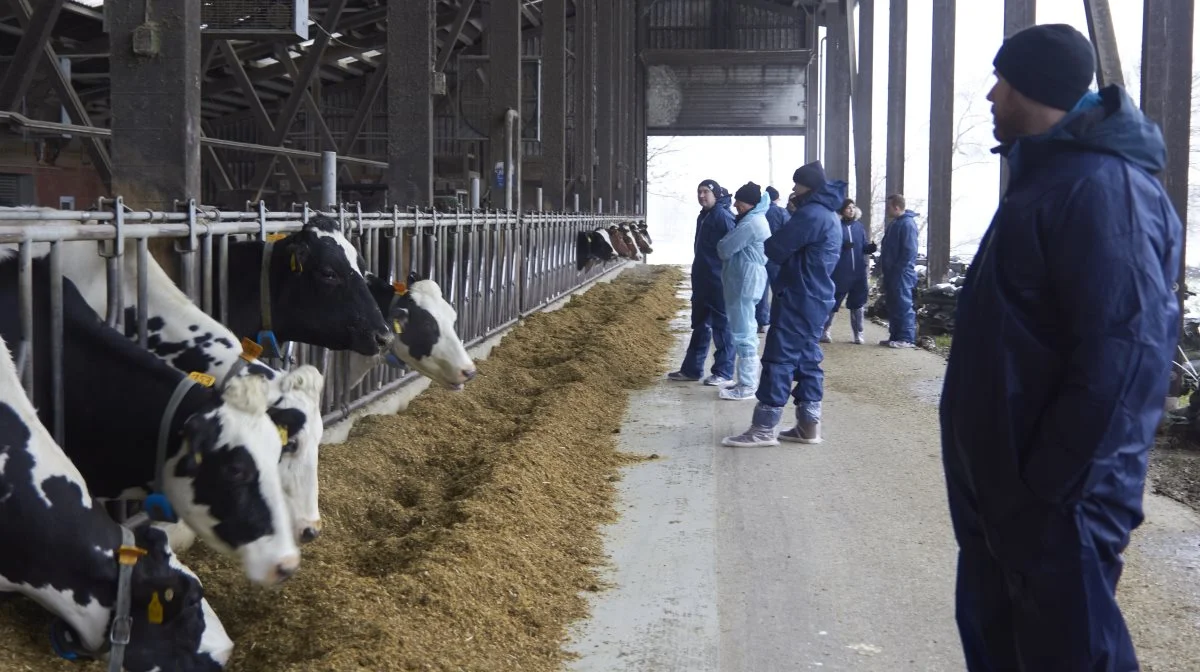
[567,269,1200,672]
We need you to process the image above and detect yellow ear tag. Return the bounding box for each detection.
[240,337,263,362]
[277,425,289,446]
[192,451,202,465]
[148,592,164,625]
[265,232,288,242]
[290,253,302,272]
[393,318,404,334]
[188,372,216,387]
[117,545,147,567]
[392,282,408,296]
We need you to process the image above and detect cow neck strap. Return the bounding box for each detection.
[220,356,249,390]
[256,241,282,360]
[148,375,198,521]
[107,525,143,672]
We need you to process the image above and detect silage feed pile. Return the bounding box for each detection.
[0,264,684,672]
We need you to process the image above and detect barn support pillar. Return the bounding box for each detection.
[884,0,907,200]
[486,0,522,210]
[804,15,821,165]
[1141,0,1195,397]
[542,0,567,211]
[853,0,875,237]
[1083,0,1124,87]
[386,0,434,208]
[572,0,596,212]
[999,0,1036,196]
[823,1,852,184]
[926,0,955,285]
[595,2,615,212]
[107,0,201,284]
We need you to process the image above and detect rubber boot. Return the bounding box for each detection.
[850,308,865,345]
[821,314,834,344]
[779,402,823,444]
[721,402,782,447]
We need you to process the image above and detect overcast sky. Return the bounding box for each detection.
[647,0,1200,267]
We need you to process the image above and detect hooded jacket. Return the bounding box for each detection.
[693,190,736,292]
[880,209,919,284]
[718,192,771,300]
[765,180,846,329]
[940,86,1182,551]
[832,207,869,290]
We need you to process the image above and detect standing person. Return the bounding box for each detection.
[821,198,876,345]
[716,182,772,401]
[755,185,789,332]
[940,24,1181,671]
[879,194,919,348]
[722,161,843,447]
[667,179,736,386]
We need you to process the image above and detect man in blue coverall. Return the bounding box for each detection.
[754,185,789,332]
[941,24,1182,671]
[878,194,919,348]
[667,179,736,386]
[723,162,843,447]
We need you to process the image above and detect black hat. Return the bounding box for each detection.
[734,182,762,205]
[792,161,827,192]
[993,24,1096,112]
[697,179,728,200]
[765,186,780,201]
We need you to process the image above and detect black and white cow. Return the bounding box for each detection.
[0,208,326,547]
[0,257,301,586]
[216,215,392,357]
[576,230,617,271]
[343,271,477,391]
[0,334,234,670]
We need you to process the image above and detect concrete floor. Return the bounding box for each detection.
[565,276,1200,672]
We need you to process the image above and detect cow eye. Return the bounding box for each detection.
[223,461,252,484]
[319,267,337,281]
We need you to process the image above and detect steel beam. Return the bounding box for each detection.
[823,1,852,183]
[487,0,522,209]
[216,40,310,196]
[386,0,434,207]
[542,0,567,211]
[927,0,955,286]
[272,42,340,153]
[999,0,1036,196]
[198,121,233,194]
[595,1,615,211]
[1142,0,1195,397]
[0,0,63,110]
[885,0,907,198]
[437,0,477,72]
[805,11,821,164]
[1082,0,1123,88]
[246,0,349,198]
[853,0,875,237]
[7,0,111,187]
[572,0,595,210]
[339,64,386,157]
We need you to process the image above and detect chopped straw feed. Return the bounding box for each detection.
[0,264,684,671]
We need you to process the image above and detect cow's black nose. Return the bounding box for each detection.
[374,332,393,349]
[463,369,478,382]
[301,527,320,544]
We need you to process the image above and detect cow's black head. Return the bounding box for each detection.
[268,216,393,356]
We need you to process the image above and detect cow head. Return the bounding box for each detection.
[264,364,326,545]
[576,230,616,271]
[267,216,393,356]
[366,271,476,390]
[163,373,301,586]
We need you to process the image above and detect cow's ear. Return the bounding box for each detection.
[177,414,218,477]
[406,269,420,286]
[287,236,312,274]
[389,306,409,335]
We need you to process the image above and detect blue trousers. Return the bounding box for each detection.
[755,281,771,327]
[681,289,735,379]
[885,274,917,342]
[755,296,823,410]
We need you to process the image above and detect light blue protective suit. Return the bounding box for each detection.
[717,193,771,388]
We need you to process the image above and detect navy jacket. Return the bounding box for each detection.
[831,218,869,290]
[765,180,846,331]
[940,86,1182,536]
[880,209,919,288]
[692,194,736,293]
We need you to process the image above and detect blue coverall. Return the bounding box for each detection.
[879,209,919,343]
[718,193,771,389]
[680,192,736,380]
[755,202,789,328]
[940,86,1181,671]
[826,216,869,334]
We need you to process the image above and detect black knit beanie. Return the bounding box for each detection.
[734,181,762,205]
[993,24,1096,112]
[697,179,728,200]
[792,161,827,192]
[765,186,780,202]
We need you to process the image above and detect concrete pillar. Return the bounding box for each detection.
[108,0,201,281]
[387,0,434,207]
[805,15,821,165]
[572,1,595,212]
[885,0,907,198]
[487,0,522,210]
[999,0,1036,196]
[543,0,567,212]
[926,0,956,285]
[823,2,852,183]
[853,0,875,237]
[595,3,615,212]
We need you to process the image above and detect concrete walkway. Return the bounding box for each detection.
[566,273,1200,672]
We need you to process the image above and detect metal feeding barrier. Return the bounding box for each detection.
[0,198,644,441]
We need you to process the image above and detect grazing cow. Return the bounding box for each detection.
[343,271,477,391]
[575,230,617,271]
[0,334,234,670]
[0,257,301,586]
[215,215,393,357]
[0,209,326,546]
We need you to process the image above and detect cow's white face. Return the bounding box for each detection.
[387,278,476,390]
[264,365,325,545]
[162,374,301,586]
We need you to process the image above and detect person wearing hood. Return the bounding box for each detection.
[940,24,1181,671]
[879,194,919,348]
[667,179,736,386]
[821,198,876,344]
[716,182,772,401]
[723,161,844,447]
[754,185,789,332]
